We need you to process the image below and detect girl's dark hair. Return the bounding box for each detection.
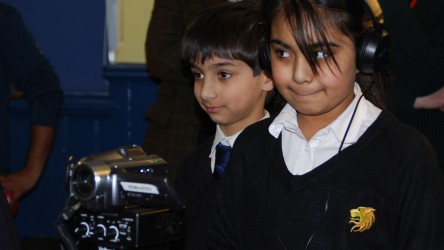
[260,0,386,108]
[181,0,262,76]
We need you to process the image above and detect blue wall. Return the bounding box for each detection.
[10,65,158,238]
[2,0,107,92]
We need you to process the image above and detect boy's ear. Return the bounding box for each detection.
[260,72,274,92]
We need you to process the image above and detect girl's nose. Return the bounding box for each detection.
[292,56,314,84]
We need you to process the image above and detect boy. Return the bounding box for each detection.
[174,1,274,249]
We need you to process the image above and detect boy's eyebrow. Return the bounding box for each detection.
[270,39,339,49]
[190,61,236,69]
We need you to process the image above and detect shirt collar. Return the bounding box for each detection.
[269,104,296,138]
[210,110,270,158]
[269,83,375,144]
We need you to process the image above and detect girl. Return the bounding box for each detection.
[207,0,444,249]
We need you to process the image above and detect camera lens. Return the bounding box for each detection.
[73,166,95,198]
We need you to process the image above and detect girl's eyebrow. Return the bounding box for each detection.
[311,42,339,49]
[270,39,292,49]
[270,39,340,49]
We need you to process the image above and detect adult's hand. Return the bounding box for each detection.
[0,167,40,202]
[414,86,444,112]
[0,125,55,201]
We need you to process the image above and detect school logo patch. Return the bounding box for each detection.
[349,206,376,232]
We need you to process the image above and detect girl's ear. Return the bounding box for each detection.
[260,72,274,92]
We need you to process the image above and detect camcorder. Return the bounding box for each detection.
[66,144,181,212]
[59,145,184,250]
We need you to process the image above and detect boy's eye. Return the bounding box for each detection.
[192,72,204,80]
[218,72,231,79]
[313,51,329,59]
[275,49,290,58]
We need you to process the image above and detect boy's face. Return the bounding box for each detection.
[191,56,273,136]
[270,13,356,125]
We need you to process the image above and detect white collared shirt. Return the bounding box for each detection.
[209,110,270,173]
[268,83,381,175]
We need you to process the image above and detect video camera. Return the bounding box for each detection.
[59,145,184,250]
[66,145,181,212]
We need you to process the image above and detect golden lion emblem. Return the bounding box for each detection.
[349,206,376,232]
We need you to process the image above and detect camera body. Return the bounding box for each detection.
[61,145,184,249]
[66,145,180,212]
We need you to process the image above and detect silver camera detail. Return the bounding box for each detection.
[66,145,181,212]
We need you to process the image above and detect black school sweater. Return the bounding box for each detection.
[208,111,444,250]
[175,136,218,250]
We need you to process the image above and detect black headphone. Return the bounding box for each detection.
[357,1,390,74]
[258,0,390,75]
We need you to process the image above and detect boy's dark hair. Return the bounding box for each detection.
[260,0,386,108]
[181,0,262,76]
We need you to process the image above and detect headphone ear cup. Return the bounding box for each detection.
[356,28,390,74]
[258,40,272,74]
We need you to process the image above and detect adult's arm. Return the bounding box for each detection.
[1,5,62,126]
[0,6,63,200]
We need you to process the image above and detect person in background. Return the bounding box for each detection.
[175,1,274,249]
[0,2,63,208]
[377,0,444,172]
[207,0,444,248]
[142,0,242,184]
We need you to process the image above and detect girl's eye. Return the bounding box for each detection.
[275,49,290,58]
[314,51,329,59]
[192,72,204,80]
[218,72,232,79]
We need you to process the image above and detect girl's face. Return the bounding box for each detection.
[191,56,273,136]
[270,12,357,124]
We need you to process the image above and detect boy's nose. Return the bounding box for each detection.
[200,80,217,100]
